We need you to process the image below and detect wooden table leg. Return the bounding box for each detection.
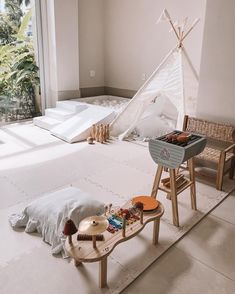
[170,168,179,227]
[151,165,163,199]
[92,235,97,248]
[188,158,197,210]
[99,256,107,288]
[152,218,160,245]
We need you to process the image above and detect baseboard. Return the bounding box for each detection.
[79,86,136,98]
[79,87,105,97]
[104,87,136,98]
[58,90,81,100]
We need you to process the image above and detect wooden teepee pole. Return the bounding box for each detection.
[182,18,200,42]
[168,17,180,41]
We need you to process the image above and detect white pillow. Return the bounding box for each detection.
[9,187,104,255]
[135,115,174,138]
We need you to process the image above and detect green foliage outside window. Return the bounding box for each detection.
[0,0,40,122]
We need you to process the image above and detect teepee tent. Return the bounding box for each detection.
[111,9,200,140]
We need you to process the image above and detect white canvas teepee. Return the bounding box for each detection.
[111,9,199,140]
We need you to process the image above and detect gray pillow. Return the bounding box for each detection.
[9,187,104,255]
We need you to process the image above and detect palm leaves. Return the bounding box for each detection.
[0,0,40,121]
[0,16,17,44]
[17,9,32,40]
[19,0,31,6]
[0,43,40,117]
[4,0,23,28]
[1,0,31,41]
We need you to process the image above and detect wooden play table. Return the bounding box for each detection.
[65,199,164,288]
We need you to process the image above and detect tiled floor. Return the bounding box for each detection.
[123,190,235,294]
[0,122,234,294]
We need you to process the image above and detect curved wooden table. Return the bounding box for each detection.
[65,200,164,288]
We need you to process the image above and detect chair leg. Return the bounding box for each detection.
[216,152,226,191]
[188,158,197,210]
[229,157,235,179]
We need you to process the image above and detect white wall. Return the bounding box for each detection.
[40,0,58,108]
[40,0,80,107]
[104,0,206,91]
[78,0,104,88]
[197,0,235,124]
[54,0,80,100]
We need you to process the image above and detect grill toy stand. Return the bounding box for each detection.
[149,131,207,227]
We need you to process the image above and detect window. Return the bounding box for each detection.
[0,0,41,124]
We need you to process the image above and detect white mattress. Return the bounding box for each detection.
[76,95,130,113]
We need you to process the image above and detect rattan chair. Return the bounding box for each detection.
[183,115,235,190]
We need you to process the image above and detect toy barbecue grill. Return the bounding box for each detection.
[149,131,207,169]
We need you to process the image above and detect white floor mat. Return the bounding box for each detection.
[0,122,234,294]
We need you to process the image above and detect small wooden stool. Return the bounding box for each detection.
[151,157,196,227]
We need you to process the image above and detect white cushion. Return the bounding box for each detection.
[9,187,104,255]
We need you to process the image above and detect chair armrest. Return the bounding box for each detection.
[223,143,235,154]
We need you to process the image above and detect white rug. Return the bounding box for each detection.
[0,122,234,294]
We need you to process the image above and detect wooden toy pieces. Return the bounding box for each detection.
[122,213,126,237]
[107,223,118,234]
[103,201,145,236]
[161,173,189,200]
[132,201,144,225]
[92,124,96,139]
[106,206,141,235]
[105,124,110,141]
[140,207,144,225]
[104,203,112,216]
[87,123,110,144]
[99,124,105,143]
[77,234,104,241]
[161,174,186,188]
[95,124,100,142]
[63,219,78,244]
[108,203,112,213]
[78,216,109,248]
[132,196,159,212]
[87,137,94,144]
